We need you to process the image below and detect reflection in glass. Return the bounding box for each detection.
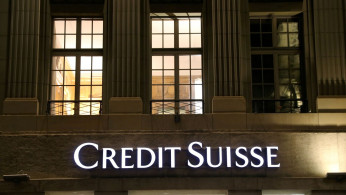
[152,20,162,33]
[277,33,288,47]
[279,55,289,69]
[65,35,76,49]
[64,86,75,100]
[190,19,201,33]
[93,20,103,33]
[164,70,174,84]
[179,20,189,33]
[289,33,299,47]
[179,70,190,84]
[180,85,190,99]
[179,34,189,48]
[191,55,202,69]
[191,34,201,48]
[92,86,102,100]
[164,56,174,69]
[54,20,65,34]
[164,20,174,33]
[82,20,92,34]
[152,85,163,99]
[92,71,103,85]
[179,56,190,69]
[164,85,175,99]
[64,71,76,85]
[66,20,76,33]
[93,35,103,48]
[80,86,91,100]
[80,71,91,85]
[81,35,92,48]
[152,34,163,48]
[152,56,163,69]
[164,34,174,48]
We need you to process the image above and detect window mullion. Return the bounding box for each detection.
[75,19,82,115]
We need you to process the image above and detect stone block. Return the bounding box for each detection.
[212,96,246,113]
[212,113,246,130]
[317,96,346,113]
[3,98,39,115]
[109,97,143,114]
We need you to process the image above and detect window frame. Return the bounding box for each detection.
[250,15,306,113]
[150,15,204,115]
[50,17,104,116]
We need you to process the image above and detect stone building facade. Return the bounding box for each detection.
[0,0,346,195]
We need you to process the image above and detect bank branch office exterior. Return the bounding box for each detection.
[0,0,346,195]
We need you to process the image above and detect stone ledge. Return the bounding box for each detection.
[3,98,39,115]
[212,96,246,113]
[109,97,143,114]
[317,96,346,113]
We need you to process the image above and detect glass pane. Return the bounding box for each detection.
[92,56,103,70]
[52,56,64,70]
[179,20,189,33]
[66,20,76,34]
[263,70,274,83]
[93,20,103,34]
[252,70,262,83]
[179,34,189,48]
[190,19,201,33]
[152,102,163,114]
[250,34,261,47]
[164,70,174,84]
[152,20,163,33]
[64,71,75,85]
[80,71,91,85]
[51,86,63,100]
[54,20,65,34]
[163,102,175,114]
[82,20,92,34]
[63,102,75,115]
[279,70,289,84]
[261,19,272,32]
[289,33,299,47]
[179,101,191,114]
[164,56,174,69]
[280,85,291,99]
[92,86,102,100]
[91,102,101,115]
[65,35,76,49]
[64,86,75,100]
[262,55,273,68]
[251,55,261,68]
[252,101,263,113]
[50,102,63,115]
[263,85,275,99]
[51,71,63,85]
[277,21,288,32]
[80,86,91,100]
[191,70,202,84]
[152,85,163,99]
[81,35,92,48]
[252,85,263,99]
[293,85,302,99]
[152,34,163,48]
[164,34,174,48]
[264,101,275,113]
[191,55,202,69]
[163,85,175,99]
[279,55,289,69]
[288,22,299,32]
[152,70,163,84]
[179,85,190,99]
[179,56,190,69]
[53,35,64,48]
[290,55,300,69]
[191,85,203,99]
[262,33,272,47]
[179,70,190,84]
[291,70,301,84]
[65,56,76,70]
[250,19,260,32]
[277,33,288,47]
[164,20,174,33]
[92,71,103,85]
[152,56,163,69]
[81,56,92,70]
[80,102,91,115]
[93,35,103,48]
[191,34,201,48]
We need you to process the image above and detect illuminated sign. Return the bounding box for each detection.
[74,142,280,170]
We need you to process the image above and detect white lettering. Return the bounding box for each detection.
[137,147,156,168]
[235,147,249,168]
[165,147,181,168]
[267,146,280,167]
[121,148,134,169]
[188,141,204,168]
[102,148,119,169]
[206,147,223,168]
[250,147,264,168]
[74,142,98,169]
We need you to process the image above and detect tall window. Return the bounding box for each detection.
[151,13,203,115]
[50,18,103,115]
[250,17,306,113]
